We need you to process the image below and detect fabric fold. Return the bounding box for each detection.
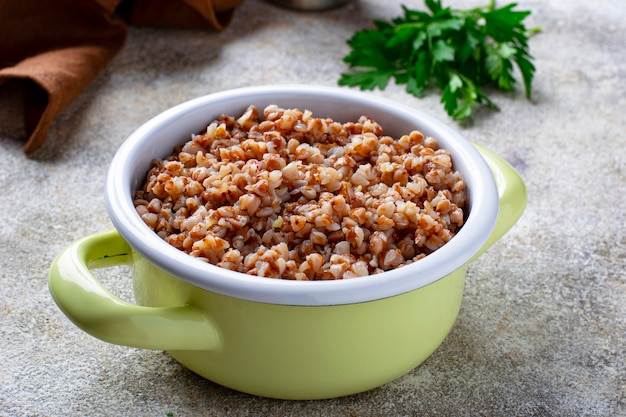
[0,0,243,154]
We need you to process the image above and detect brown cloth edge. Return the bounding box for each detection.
[0,0,242,154]
[128,0,239,30]
[0,44,126,154]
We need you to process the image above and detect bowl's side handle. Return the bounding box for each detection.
[470,144,527,262]
[48,230,221,351]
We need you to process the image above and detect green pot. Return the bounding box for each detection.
[48,86,526,400]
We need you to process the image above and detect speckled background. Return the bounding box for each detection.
[1,1,624,416]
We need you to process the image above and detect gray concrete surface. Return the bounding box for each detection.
[1,0,625,415]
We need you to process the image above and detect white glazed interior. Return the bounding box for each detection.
[105,85,498,306]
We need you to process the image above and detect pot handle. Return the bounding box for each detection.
[471,144,527,262]
[48,230,221,351]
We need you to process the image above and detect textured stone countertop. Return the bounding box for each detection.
[1,0,624,416]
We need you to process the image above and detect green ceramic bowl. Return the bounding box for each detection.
[48,85,526,400]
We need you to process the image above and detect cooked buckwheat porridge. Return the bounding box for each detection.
[133,105,466,280]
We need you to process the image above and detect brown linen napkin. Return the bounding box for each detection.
[0,0,243,154]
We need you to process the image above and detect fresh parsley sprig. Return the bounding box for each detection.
[338,0,540,120]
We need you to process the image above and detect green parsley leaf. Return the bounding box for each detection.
[339,70,394,91]
[483,4,531,43]
[338,0,540,120]
[432,39,456,63]
[427,16,464,38]
[424,0,442,14]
